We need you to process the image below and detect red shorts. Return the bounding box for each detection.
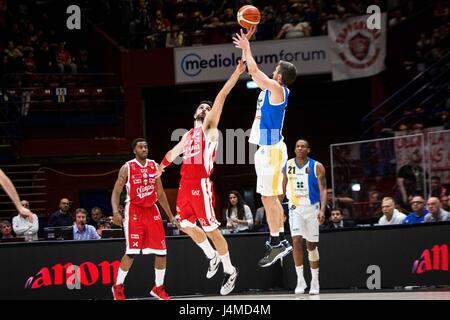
[176,178,221,232]
[124,203,166,255]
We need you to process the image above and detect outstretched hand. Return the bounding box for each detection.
[232,29,251,50]
[236,58,246,74]
[245,26,256,39]
[156,166,165,179]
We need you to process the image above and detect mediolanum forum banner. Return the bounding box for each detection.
[174,37,331,84]
[327,13,387,81]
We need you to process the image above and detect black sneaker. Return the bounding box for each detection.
[258,243,286,267]
[281,239,293,257]
[220,267,238,295]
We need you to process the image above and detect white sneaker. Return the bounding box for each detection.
[309,280,320,295]
[295,280,307,294]
[206,252,221,279]
[220,267,238,296]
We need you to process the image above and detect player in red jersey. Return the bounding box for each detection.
[157,60,245,295]
[111,138,179,300]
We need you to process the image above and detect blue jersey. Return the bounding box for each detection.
[285,157,320,206]
[249,86,289,146]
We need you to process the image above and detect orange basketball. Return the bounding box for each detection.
[237,5,261,29]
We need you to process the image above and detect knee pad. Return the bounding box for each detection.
[307,248,319,262]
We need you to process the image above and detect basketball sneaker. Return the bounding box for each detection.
[206,251,221,279]
[258,242,286,267]
[281,239,293,257]
[309,280,320,295]
[295,279,307,294]
[150,285,171,300]
[112,284,126,300]
[220,267,238,296]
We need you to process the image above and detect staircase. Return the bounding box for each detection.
[0,164,47,220]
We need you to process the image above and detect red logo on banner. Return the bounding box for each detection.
[24,260,121,289]
[412,244,448,274]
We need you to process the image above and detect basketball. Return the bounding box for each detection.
[237,5,261,29]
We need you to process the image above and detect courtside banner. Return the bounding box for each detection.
[174,37,331,84]
[327,13,387,81]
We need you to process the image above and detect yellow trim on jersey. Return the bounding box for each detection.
[270,145,283,195]
[287,159,300,206]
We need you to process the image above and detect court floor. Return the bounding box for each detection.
[136,290,450,300]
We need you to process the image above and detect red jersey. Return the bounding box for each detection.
[180,127,217,180]
[125,159,158,207]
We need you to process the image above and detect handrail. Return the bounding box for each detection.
[361,52,450,122]
[362,66,450,135]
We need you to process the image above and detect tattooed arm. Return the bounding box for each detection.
[111,164,128,226]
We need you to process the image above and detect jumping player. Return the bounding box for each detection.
[282,139,326,295]
[157,60,246,295]
[111,138,179,300]
[233,28,297,267]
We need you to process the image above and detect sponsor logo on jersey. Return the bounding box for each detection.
[130,234,140,239]
[192,190,200,196]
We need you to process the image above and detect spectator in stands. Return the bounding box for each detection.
[396,149,426,208]
[275,12,311,40]
[254,206,269,232]
[403,195,428,224]
[441,195,450,211]
[47,198,73,227]
[366,190,383,219]
[388,8,406,27]
[88,206,103,229]
[35,41,54,73]
[96,218,111,237]
[76,49,91,73]
[424,197,450,222]
[12,200,39,240]
[0,220,14,239]
[378,197,407,225]
[55,42,77,73]
[322,207,355,230]
[324,188,354,220]
[225,190,253,233]
[73,208,101,240]
[430,176,448,198]
[165,25,184,48]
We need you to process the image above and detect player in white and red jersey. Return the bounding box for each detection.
[157,60,245,296]
[111,138,179,300]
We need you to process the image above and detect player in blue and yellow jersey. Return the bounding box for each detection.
[233,28,297,267]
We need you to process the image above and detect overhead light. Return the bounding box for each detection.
[246,81,258,89]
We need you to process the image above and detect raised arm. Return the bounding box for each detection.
[233,28,283,96]
[0,169,33,218]
[157,132,188,178]
[111,164,128,226]
[203,59,245,130]
[316,162,327,224]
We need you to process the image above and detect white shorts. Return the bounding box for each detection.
[289,203,320,242]
[254,141,288,196]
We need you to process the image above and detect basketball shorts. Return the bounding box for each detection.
[123,203,167,255]
[289,203,320,242]
[254,141,288,196]
[176,178,221,232]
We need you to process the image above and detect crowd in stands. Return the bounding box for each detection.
[89,0,436,49]
[0,0,92,76]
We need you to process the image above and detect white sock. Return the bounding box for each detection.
[270,232,279,237]
[116,268,128,285]
[220,252,235,274]
[295,265,305,284]
[196,239,216,259]
[279,227,284,233]
[155,268,166,287]
[311,268,319,282]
